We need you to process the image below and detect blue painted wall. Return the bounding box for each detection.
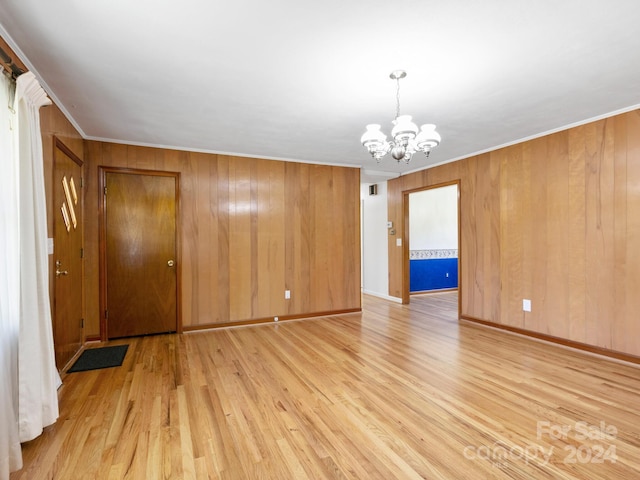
[410,258,458,292]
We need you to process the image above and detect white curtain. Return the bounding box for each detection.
[0,70,61,479]
[15,71,61,443]
[0,68,22,479]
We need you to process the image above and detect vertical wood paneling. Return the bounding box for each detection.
[612,115,627,353]
[499,146,523,328]
[480,154,494,319]
[216,156,231,323]
[584,120,615,348]
[387,109,640,357]
[195,153,214,324]
[529,137,548,334]
[339,167,358,309]
[256,160,271,316]
[545,131,570,338]
[386,178,403,299]
[477,153,493,318]
[284,163,297,315]
[299,162,312,314]
[458,155,478,316]
[84,144,360,334]
[271,162,287,314]
[624,111,640,355]
[249,158,260,316]
[265,161,286,316]
[205,154,220,323]
[228,158,252,321]
[345,167,361,308]
[333,167,349,308]
[305,165,361,312]
[487,153,501,323]
[83,142,101,336]
[310,166,331,312]
[520,142,533,330]
[584,121,601,346]
[598,119,616,348]
[285,162,311,315]
[180,151,198,327]
[567,127,587,344]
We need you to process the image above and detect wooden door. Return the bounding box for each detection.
[103,170,179,338]
[53,140,84,370]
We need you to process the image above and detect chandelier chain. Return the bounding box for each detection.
[395,77,401,120]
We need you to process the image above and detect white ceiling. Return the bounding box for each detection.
[2,1,640,180]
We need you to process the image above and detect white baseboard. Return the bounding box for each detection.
[362,290,403,303]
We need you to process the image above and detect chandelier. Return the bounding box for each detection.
[361,70,441,164]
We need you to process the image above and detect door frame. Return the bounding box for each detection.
[98,166,182,341]
[52,136,85,368]
[401,180,461,319]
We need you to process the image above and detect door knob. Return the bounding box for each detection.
[56,269,69,277]
[167,260,175,267]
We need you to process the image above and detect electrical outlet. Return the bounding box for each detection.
[285,290,291,299]
[523,299,532,312]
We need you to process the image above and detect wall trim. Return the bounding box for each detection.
[403,103,640,177]
[409,249,458,260]
[461,315,640,366]
[411,288,458,295]
[183,308,362,332]
[363,291,403,303]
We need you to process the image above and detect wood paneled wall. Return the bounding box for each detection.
[39,94,85,323]
[85,142,361,336]
[388,109,640,357]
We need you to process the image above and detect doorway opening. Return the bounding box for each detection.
[402,181,460,316]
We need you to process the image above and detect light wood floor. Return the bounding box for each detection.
[12,292,640,479]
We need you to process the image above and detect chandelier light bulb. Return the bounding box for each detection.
[361,71,441,164]
[415,124,441,151]
[391,115,419,143]
[360,124,386,150]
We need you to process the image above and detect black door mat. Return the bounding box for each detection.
[67,345,129,373]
